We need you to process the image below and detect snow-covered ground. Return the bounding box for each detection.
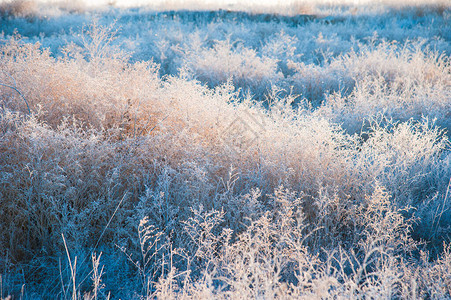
[1,0,450,10]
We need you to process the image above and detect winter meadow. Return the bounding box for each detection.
[0,0,450,298]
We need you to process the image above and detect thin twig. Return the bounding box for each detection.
[77,192,129,290]
[435,177,451,237]
[0,82,31,114]
[94,192,128,250]
[62,234,77,300]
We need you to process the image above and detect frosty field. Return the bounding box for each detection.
[0,0,450,298]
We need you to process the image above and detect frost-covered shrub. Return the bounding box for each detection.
[182,37,283,98]
[316,40,451,132]
[0,1,450,299]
